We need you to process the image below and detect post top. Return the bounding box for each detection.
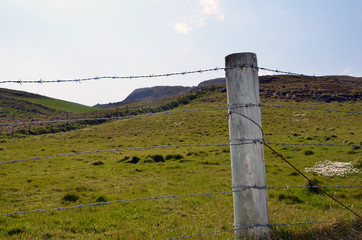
[225,52,257,67]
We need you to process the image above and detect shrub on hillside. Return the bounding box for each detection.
[165,154,183,160]
[62,192,79,202]
[304,150,314,155]
[127,156,140,164]
[148,155,165,162]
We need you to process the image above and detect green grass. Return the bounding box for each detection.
[28,96,95,113]
[0,88,95,119]
[0,89,361,239]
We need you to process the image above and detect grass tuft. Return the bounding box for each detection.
[62,192,79,202]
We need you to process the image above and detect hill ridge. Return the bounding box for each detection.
[96,75,362,108]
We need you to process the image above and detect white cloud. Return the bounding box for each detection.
[200,0,224,20]
[172,17,205,35]
[342,68,351,75]
[189,17,206,27]
[170,0,223,34]
[172,23,192,34]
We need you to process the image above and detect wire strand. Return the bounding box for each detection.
[0,142,244,164]
[263,142,361,219]
[1,186,360,217]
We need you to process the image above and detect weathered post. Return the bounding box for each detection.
[225,53,270,239]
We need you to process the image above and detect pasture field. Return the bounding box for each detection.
[0,89,361,239]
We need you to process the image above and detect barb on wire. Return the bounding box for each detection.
[261,104,362,114]
[227,103,261,109]
[0,142,256,164]
[257,67,306,77]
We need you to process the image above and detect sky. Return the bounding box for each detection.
[1,0,361,106]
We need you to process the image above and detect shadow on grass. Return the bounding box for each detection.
[271,219,361,240]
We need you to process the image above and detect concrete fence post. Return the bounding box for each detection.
[225,52,270,239]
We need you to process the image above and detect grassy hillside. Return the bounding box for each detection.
[29,96,95,113]
[0,88,95,117]
[0,85,361,239]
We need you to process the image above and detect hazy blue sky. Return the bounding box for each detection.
[1,0,361,106]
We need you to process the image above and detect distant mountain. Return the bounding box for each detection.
[123,86,192,104]
[95,75,361,108]
[197,78,225,87]
[94,78,227,108]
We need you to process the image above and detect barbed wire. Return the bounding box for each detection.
[265,142,361,148]
[257,67,307,76]
[2,64,361,84]
[0,65,237,84]
[257,67,362,83]
[1,185,361,217]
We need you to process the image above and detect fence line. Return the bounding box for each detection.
[1,185,361,217]
[0,108,228,127]
[1,63,361,238]
[1,103,360,128]
[2,140,359,164]
[0,142,246,164]
[2,65,361,84]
